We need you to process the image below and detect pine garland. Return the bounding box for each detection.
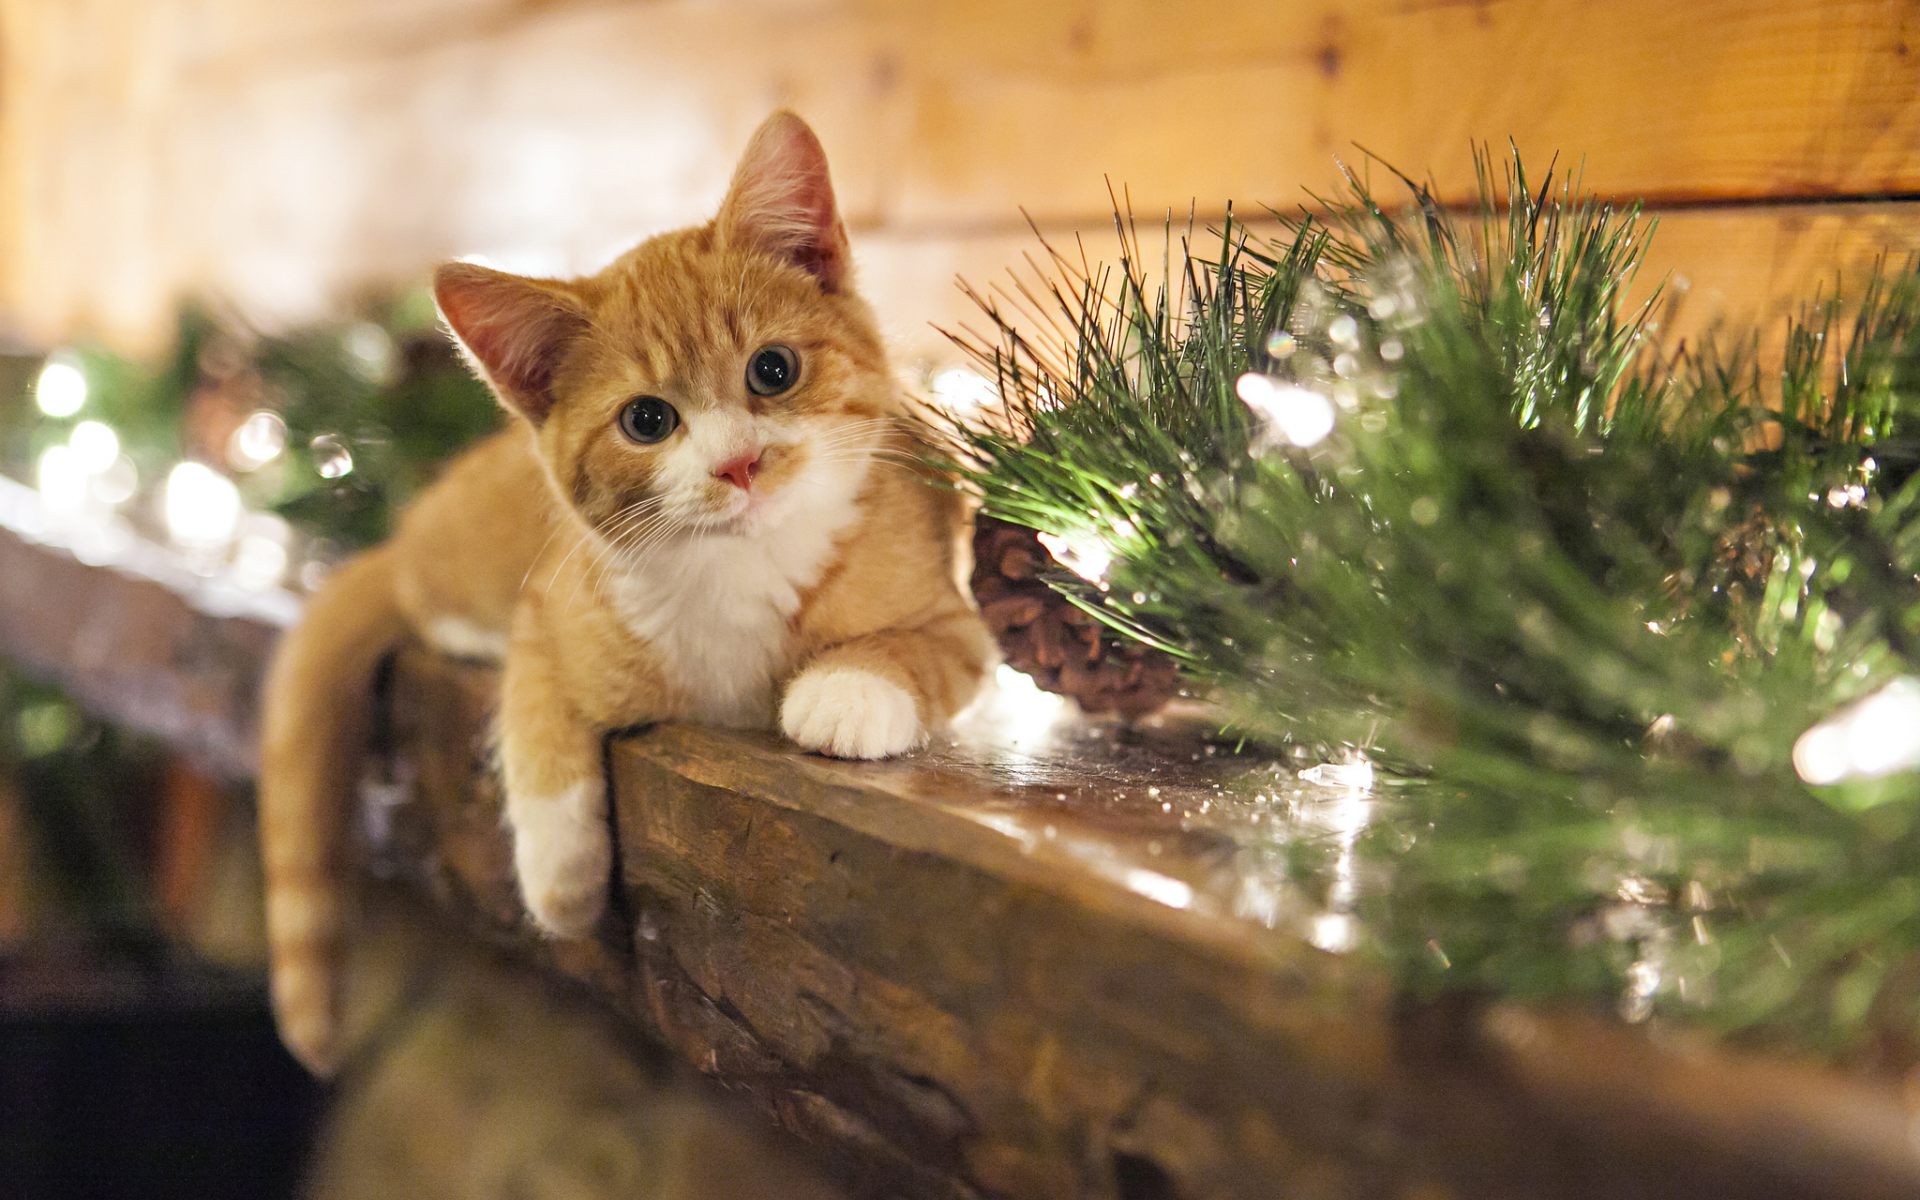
[17,295,498,562]
[2,296,499,940]
[937,152,1920,1059]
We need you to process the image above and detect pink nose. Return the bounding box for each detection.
[714,451,761,491]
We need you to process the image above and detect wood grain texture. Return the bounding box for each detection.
[888,0,1920,223]
[306,887,852,1200]
[1,0,1913,352]
[1643,202,1920,328]
[3,514,1919,1196]
[865,201,1920,370]
[381,645,1920,1200]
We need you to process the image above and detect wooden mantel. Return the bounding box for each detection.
[383,651,1920,1200]
[5,489,1920,1199]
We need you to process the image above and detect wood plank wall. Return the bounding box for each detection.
[0,0,1915,366]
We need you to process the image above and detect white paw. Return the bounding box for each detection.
[509,778,611,938]
[780,667,923,759]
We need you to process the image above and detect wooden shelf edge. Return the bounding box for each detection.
[1,512,1915,1199]
[385,647,1920,1200]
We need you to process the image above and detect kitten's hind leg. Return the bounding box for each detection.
[499,632,611,939]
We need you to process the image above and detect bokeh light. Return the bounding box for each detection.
[68,421,119,474]
[1794,678,1920,785]
[34,355,87,417]
[1035,530,1113,584]
[163,461,242,548]
[930,367,998,411]
[36,444,89,512]
[228,410,288,471]
[1237,373,1336,448]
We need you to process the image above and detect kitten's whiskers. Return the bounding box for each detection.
[545,496,664,609]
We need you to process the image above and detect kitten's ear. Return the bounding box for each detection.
[716,111,851,292]
[433,262,589,425]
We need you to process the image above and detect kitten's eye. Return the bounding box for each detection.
[618,397,679,444]
[746,345,799,397]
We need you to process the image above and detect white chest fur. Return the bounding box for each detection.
[608,467,868,727]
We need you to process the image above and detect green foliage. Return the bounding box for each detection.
[21,293,498,555]
[0,665,167,947]
[252,292,500,549]
[938,151,1920,1055]
[0,297,500,953]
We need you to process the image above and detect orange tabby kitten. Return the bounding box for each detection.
[260,112,992,1075]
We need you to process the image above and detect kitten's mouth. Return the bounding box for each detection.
[700,484,781,534]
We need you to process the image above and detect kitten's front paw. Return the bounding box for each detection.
[781,667,923,759]
[510,778,611,938]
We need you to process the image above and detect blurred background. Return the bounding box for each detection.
[0,1,1912,1196]
[2,0,1916,360]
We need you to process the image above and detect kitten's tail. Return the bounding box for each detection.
[259,542,407,1076]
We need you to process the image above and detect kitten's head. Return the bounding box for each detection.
[432,112,893,549]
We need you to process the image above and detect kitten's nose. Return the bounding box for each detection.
[713,451,762,491]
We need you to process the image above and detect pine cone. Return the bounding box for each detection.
[970,516,1181,719]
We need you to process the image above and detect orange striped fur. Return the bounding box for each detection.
[259,113,990,1074]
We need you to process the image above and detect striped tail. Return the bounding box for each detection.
[259,543,407,1076]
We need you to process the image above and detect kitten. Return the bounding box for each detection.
[260,112,992,1075]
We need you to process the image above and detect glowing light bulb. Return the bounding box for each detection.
[1237,373,1336,448]
[1035,530,1112,584]
[1793,678,1920,785]
[930,367,997,411]
[1310,912,1359,953]
[34,355,87,417]
[993,663,1066,721]
[68,421,119,474]
[1843,680,1920,775]
[1793,724,1849,785]
[164,462,242,548]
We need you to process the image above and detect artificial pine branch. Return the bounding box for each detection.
[935,150,1920,1057]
